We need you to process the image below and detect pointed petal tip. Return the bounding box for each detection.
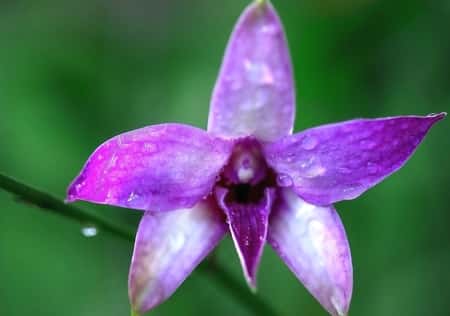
[128,204,227,315]
[64,191,78,204]
[268,189,352,316]
[264,113,446,205]
[429,112,446,120]
[254,0,270,7]
[244,273,258,293]
[207,0,295,141]
[64,197,74,204]
[130,309,140,316]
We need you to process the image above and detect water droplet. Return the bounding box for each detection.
[299,157,326,178]
[342,183,361,198]
[303,164,326,178]
[276,173,293,187]
[107,154,118,169]
[127,192,139,202]
[74,182,84,193]
[300,156,314,169]
[367,162,378,175]
[374,123,384,131]
[126,192,142,208]
[143,143,157,152]
[301,136,318,150]
[243,59,274,85]
[337,167,352,174]
[81,225,98,238]
[360,139,377,150]
[400,122,409,130]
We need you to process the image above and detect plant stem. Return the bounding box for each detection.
[0,173,134,241]
[0,172,279,316]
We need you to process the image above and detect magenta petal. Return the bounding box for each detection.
[128,201,227,314]
[264,113,446,205]
[268,189,352,316]
[208,1,295,141]
[67,124,233,211]
[215,187,274,288]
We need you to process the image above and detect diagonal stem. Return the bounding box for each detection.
[0,172,279,316]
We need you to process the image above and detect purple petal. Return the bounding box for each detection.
[67,124,233,211]
[268,189,352,316]
[207,1,295,141]
[128,200,227,314]
[264,113,446,205]
[215,186,274,289]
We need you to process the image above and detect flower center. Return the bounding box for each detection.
[218,138,275,204]
[214,138,277,283]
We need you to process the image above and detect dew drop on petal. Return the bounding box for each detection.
[367,162,379,175]
[301,136,318,150]
[243,59,274,85]
[359,139,377,150]
[276,173,293,187]
[337,167,352,175]
[400,122,409,130]
[81,225,98,238]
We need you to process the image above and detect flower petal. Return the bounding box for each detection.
[207,1,295,141]
[67,124,232,211]
[215,186,274,289]
[264,113,446,205]
[128,200,227,314]
[268,189,352,316]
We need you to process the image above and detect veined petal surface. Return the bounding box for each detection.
[208,1,295,141]
[264,113,445,205]
[67,124,233,211]
[268,189,352,316]
[215,187,274,289]
[129,201,227,314]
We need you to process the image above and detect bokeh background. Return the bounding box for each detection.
[1,0,449,315]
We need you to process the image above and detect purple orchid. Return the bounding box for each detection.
[67,1,445,316]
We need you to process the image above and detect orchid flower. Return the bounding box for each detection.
[67,1,445,315]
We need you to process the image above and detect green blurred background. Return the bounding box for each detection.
[1,0,449,315]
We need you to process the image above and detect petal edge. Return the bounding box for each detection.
[264,113,445,205]
[268,189,352,316]
[129,201,227,313]
[67,124,232,211]
[208,1,295,141]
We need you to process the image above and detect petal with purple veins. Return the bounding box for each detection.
[67,124,233,211]
[264,113,446,205]
[215,186,274,289]
[268,189,352,316]
[129,200,227,314]
[208,1,295,141]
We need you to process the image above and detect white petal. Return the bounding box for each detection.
[268,189,353,316]
[128,201,227,313]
